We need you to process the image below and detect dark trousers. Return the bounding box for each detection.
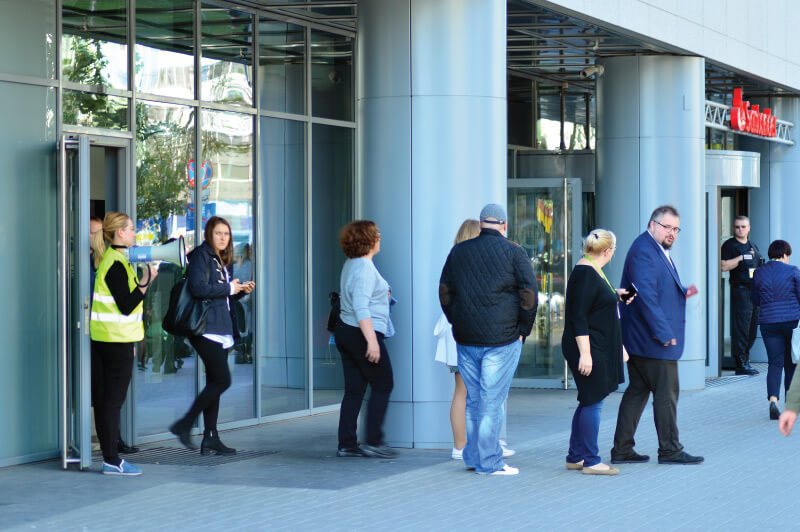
[333,322,394,449]
[612,355,683,458]
[567,400,603,467]
[91,341,134,465]
[761,321,798,400]
[184,336,232,433]
[731,285,759,366]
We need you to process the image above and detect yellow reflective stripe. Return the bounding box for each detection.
[91,311,143,323]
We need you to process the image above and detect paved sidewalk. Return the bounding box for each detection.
[2,365,799,531]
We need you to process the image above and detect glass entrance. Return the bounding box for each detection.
[508,178,582,387]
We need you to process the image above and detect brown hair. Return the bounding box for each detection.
[339,220,380,258]
[91,211,131,269]
[204,216,234,266]
[454,219,480,246]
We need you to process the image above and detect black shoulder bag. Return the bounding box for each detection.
[163,259,210,337]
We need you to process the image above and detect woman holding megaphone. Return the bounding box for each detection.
[90,212,158,476]
[170,216,254,455]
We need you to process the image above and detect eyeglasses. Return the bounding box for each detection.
[655,221,681,234]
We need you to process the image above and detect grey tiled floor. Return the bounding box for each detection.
[2,367,796,531]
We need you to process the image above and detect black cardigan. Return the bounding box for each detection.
[187,241,241,338]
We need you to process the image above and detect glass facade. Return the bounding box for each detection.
[0,0,355,464]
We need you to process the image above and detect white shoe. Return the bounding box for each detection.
[500,440,516,457]
[489,464,519,476]
[451,447,463,460]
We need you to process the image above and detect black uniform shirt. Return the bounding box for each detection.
[721,237,762,286]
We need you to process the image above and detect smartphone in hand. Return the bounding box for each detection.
[620,283,638,302]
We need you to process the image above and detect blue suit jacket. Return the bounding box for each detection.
[620,231,687,360]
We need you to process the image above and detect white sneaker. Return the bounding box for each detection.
[489,464,519,476]
[500,440,516,457]
[451,447,463,460]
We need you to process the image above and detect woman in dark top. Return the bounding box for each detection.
[562,229,632,476]
[170,216,254,454]
[90,212,157,475]
[751,239,800,420]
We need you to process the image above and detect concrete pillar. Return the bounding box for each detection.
[596,55,706,390]
[357,0,506,447]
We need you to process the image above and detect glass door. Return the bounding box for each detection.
[507,178,582,388]
[60,135,92,469]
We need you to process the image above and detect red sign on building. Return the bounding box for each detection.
[730,88,777,137]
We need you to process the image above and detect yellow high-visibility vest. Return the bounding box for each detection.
[90,247,144,342]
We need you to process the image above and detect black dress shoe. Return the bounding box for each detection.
[770,402,781,420]
[735,366,759,376]
[610,451,650,464]
[169,419,197,450]
[658,451,704,464]
[360,444,398,459]
[117,439,140,454]
[200,431,236,456]
[337,446,369,458]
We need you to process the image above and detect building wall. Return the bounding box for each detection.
[536,0,800,92]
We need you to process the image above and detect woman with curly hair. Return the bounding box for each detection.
[334,220,397,459]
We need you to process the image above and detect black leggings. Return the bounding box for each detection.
[333,322,394,449]
[185,336,232,433]
[91,340,134,465]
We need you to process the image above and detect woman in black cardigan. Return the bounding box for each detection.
[562,229,632,475]
[170,216,254,454]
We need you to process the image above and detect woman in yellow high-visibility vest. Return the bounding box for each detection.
[90,212,157,476]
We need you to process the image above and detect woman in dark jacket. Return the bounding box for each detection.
[562,229,632,476]
[751,239,800,420]
[170,216,254,454]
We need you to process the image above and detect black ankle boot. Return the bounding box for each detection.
[169,418,197,450]
[201,429,236,456]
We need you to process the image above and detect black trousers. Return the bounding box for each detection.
[184,336,232,433]
[612,354,683,458]
[333,322,394,449]
[91,340,134,465]
[731,284,759,365]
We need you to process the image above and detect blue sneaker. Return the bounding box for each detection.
[102,459,142,476]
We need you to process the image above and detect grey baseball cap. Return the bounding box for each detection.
[479,203,507,223]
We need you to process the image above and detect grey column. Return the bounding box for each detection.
[596,55,706,390]
[357,0,507,447]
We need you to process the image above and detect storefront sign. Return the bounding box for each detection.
[730,88,777,137]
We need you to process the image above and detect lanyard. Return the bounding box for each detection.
[583,255,616,295]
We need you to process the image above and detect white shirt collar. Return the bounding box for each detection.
[647,229,672,260]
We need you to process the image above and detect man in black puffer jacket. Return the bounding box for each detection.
[439,204,537,476]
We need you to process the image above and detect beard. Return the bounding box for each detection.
[661,239,673,250]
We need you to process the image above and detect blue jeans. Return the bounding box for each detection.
[566,400,603,467]
[457,340,522,474]
[761,321,798,400]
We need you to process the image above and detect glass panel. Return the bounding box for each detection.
[720,194,734,368]
[135,0,195,100]
[536,92,560,151]
[311,30,352,121]
[0,0,56,79]
[62,0,128,90]
[63,89,128,130]
[312,124,353,406]
[133,100,196,437]
[201,5,253,107]
[0,82,58,461]
[508,184,568,380]
[202,109,255,422]
[259,117,307,416]
[258,20,305,115]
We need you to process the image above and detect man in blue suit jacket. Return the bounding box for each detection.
[610,206,704,465]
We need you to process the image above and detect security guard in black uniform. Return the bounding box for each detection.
[721,215,762,375]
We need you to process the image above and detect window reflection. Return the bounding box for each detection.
[202,108,254,422]
[259,19,305,115]
[201,5,253,107]
[134,100,195,437]
[62,0,128,89]
[135,0,195,100]
[63,89,128,130]
[311,30,352,121]
[260,117,307,415]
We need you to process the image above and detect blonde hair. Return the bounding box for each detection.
[91,212,132,268]
[454,219,480,245]
[582,228,616,256]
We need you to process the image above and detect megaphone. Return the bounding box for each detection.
[125,235,186,269]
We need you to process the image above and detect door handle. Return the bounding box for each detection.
[84,296,91,335]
